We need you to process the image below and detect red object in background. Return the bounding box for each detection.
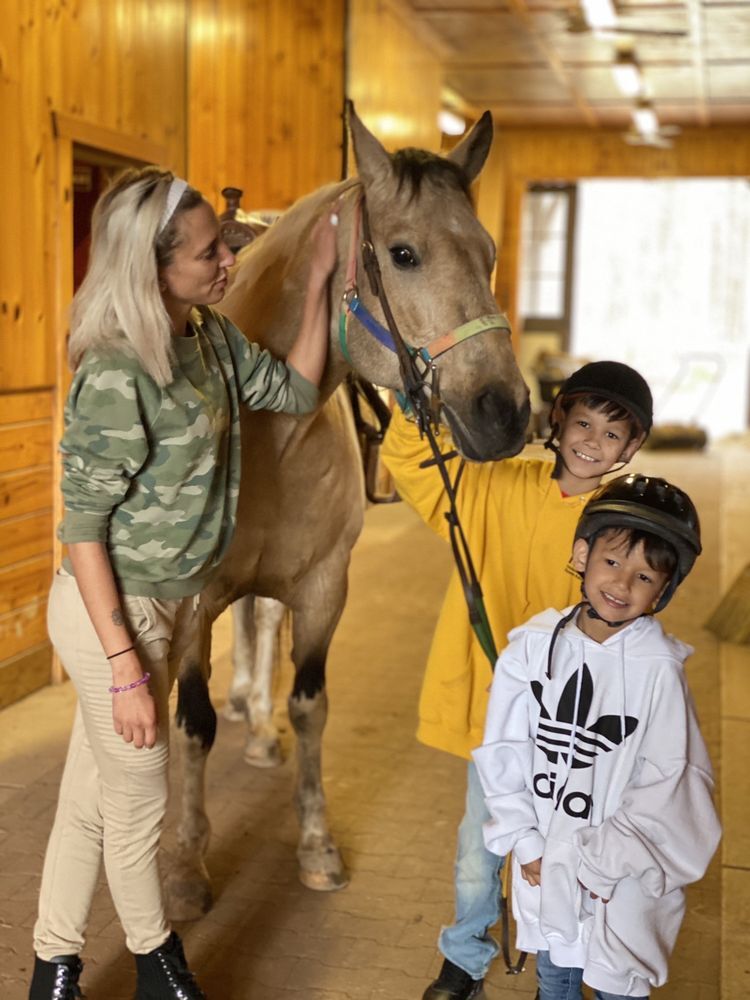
[72,162,107,291]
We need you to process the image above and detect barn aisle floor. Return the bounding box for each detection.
[1,440,748,1000]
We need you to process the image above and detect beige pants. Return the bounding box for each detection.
[34,569,184,959]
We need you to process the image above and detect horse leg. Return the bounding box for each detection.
[244,596,285,768]
[224,594,286,766]
[223,594,256,721]
[164,600,217,921]
[288,569,349,892]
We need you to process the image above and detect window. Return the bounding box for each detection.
[519,184,577,342]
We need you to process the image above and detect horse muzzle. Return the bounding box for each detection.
[443,385,531,461]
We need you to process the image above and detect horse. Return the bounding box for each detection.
[165,104,530,920]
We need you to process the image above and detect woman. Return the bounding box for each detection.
[29,167,339,1000]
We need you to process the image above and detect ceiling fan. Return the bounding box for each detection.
[622,98,682,148]
[622,126,681,148]
[564,0,688,38]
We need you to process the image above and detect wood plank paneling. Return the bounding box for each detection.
[0,1,188,394]
[0,512,54,571]
[0,645,53,711]
[0,388,53,691]
[0,470,53,521]
[0,390,52,424]
[0,424,52,475]
[348,0,443,153]
[0,557,53,616]
[188,0,346,214]
[0,600,48,662]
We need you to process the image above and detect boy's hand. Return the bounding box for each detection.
[578,879,609,903]
[520,857,542,887]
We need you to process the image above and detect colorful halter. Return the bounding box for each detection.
[337,194,511,367]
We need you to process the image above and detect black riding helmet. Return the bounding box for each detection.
[575,473,702,611]
[553,360,654,436]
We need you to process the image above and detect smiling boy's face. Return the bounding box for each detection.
[572,530,670,639]
[556,400,644,490]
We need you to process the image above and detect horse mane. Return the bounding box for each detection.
[389,148,472,202]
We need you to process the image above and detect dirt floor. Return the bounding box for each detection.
[1,441,748,999]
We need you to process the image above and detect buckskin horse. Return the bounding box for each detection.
[166,104,530,919]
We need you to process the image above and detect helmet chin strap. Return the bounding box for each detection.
[584,601,630,629]
[580,586,642,629]
[546,595,644,679]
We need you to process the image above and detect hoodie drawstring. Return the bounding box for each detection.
[619,632,627,745]
[561,645,585,789]
[546,601,588,679]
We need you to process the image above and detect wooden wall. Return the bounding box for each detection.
[0,392,55,707]
[348,0,442,154]
[0,0,187,391]
[186,0,442,216]
[188,0,346,213]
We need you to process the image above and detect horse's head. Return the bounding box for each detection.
[338,104,530,462]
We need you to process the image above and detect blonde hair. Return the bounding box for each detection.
[68,166,203,386]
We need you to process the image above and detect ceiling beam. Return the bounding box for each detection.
[684,0,709,125]
[506,0,599,125]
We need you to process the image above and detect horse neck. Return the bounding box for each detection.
[246,179,360,406]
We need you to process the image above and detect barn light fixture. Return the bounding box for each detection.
[438,108,466,136]
[632,97,659,137]
[612,50,643,97]
[581,0,617,31]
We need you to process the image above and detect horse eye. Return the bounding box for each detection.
[389,244,420,269]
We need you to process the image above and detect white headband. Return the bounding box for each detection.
[158,177,188,233]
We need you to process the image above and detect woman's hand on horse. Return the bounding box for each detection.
[112,663,159,749]
[309,197,342,284]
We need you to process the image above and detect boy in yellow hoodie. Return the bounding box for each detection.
[381,361,653,1000]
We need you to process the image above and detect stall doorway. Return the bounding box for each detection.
[571,179,750,441]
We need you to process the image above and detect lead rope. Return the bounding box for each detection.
[359,199,526,976]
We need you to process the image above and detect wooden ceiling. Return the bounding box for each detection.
[401,0,750,128]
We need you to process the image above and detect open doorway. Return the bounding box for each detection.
[72,147,141,292]
[519,179,750,443]
[571,179,750,442]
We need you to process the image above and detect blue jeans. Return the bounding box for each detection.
[438,761,505,978]
[536,952,647,1000]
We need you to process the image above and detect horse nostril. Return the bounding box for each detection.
[445,386,530,460]
[475,387,529,433]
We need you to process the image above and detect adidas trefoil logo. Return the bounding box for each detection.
[530,664,638,819]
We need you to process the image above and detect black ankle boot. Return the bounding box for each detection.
[29,954,84,999]
[422,958,485,1000]
[134,932,206,999]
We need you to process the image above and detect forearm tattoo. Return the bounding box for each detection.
[111,607,125,627]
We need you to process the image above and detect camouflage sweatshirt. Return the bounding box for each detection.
[58,306,319,598]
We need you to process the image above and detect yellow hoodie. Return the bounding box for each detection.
[382,408,597,760]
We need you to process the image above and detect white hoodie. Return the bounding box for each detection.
[472,607,721,998]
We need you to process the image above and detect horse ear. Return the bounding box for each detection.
[446,111,494,183]
[346,99,391,187]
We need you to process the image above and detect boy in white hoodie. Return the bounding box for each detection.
[473,474,721,1000]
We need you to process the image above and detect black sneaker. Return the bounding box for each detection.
[134,932,206,999]
[422,958,485,1000]
[28,954,85,999]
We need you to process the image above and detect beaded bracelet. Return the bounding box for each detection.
[108,672,151,695]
